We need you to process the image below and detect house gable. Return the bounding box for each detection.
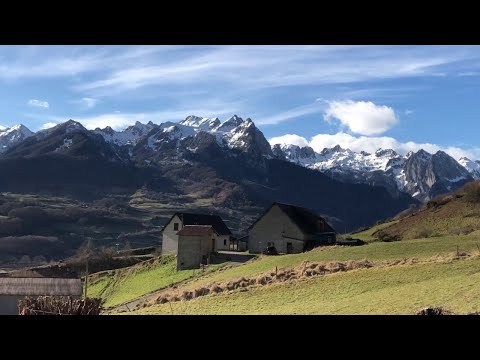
[162,212,231,235]
[248,202,336,254]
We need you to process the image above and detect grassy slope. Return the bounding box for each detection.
[97,189,480,314]
[380,196,480,240]
[350,220,399,242]
[132,257,480,315]
[163,232,480,292]
[88,255,224,308]
[99,232,480,312]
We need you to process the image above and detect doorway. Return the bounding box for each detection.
[212,239,215,252]
[286,242,293,254]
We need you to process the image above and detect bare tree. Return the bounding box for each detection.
[76,238,95,299]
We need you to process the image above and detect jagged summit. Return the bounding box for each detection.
[375,148,398,158]
[0,123,34,153]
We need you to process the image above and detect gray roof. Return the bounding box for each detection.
[162,212,232,235]
[249,202,336,234]
[0,278,82,296]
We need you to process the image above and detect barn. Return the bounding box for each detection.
[176,225,218,270]
[0,277,83,315]
[161,212,232,255]
[248,202,336,254]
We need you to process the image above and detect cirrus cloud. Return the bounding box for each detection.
[324,100,398,136]
[28,99,49,109]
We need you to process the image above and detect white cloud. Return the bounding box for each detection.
[405,109,414,115]
[269,134,309,148]
[324,100,398,136]
[41,122,58,129]
[80,97,97,109]
[269,132,480,161]
[28,99,49,109]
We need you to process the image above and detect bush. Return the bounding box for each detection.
[416,307,451,315]
[426,194,452,209]
[377,231,401,242]
[463,181,480,204]
[450,226,475,236]
[412,227,433,239]
[19,296,103,315]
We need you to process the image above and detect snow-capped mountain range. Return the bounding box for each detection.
[271,142,478,201]
[1,115,478,202]
[95,115,272,155]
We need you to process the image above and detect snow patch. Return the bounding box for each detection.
[54,138,73,152]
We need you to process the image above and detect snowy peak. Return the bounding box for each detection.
[375,148,398,158]
[0,124,34,153]
[320,145,344,156]
[275,144,401,173]
[273,144,317,165]
[179,115,221,130]
[215,115,247,132]
[458,157,480,178]
[273,142,475,201]
[414,149,432,161]
[95,121,157,146]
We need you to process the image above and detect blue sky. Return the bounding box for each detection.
[0,45,479,160]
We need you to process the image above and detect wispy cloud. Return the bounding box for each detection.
[72,46,476,96]
[405,109,414,115]
[458,71,480,76]
[0,46,170,80]
[28,99,49,109]
[41,122,57,129]
[256,101,326,125]
[79,97,98,109]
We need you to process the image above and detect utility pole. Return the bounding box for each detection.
[84,256,89,299]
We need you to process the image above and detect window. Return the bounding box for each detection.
[174,223,179,231]
[224,239,227,246]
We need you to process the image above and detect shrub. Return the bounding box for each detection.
[463,181,480,204]
[416,307,452,315]
[412,227,433,239]
[450,226,475,236]
[377,231,401,242]
[426,194,452,209]
[19,296,103,315]
[395,205,419,220]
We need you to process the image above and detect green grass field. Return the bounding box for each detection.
[131,256,480,315]
[94,231,480,314]
[161,232,480,292]
[88,255,224,308]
